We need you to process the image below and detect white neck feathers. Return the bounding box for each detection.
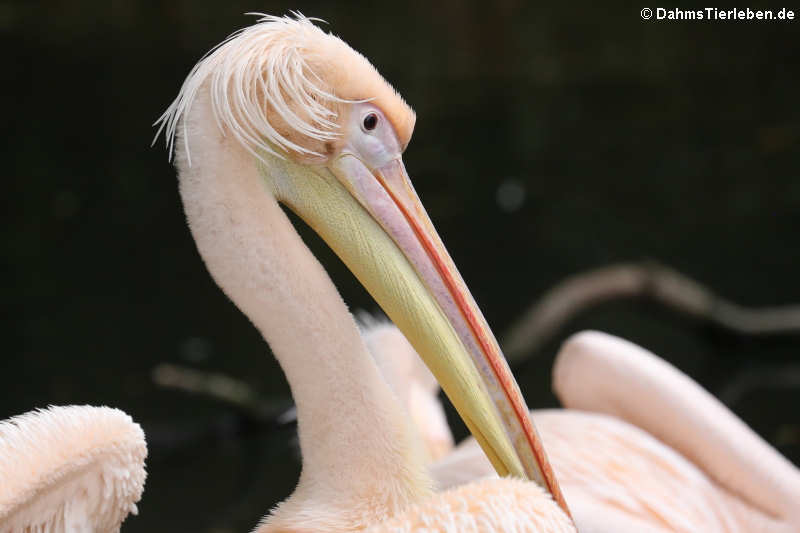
[173,88,432,527]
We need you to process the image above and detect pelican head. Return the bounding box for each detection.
[157,12,569,519]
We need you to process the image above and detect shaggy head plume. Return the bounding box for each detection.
[154,13,416,165]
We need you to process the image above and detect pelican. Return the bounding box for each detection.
[392,329,800,532]
[0,405,147,532]
[156,13,574,532]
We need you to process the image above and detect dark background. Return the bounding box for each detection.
[4,2,799,531]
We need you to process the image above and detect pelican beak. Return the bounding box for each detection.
[332,153,569,513]
[260,148,569,518]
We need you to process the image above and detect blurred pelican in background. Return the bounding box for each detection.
[359,315,455,463]
[156,13,574,532]
[373,324,800,532]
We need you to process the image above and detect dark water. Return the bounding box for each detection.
[4,2,799,531]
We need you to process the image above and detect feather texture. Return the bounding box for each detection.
[367,478,575,533]
[154,13,414,165]
[0,405,147,533]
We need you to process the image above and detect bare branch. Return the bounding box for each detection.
[501,262,800,363]
[717,364,800,406]
[152,363,294,424]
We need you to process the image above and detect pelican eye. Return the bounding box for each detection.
[362,113,378,131]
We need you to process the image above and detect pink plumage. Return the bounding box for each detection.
[0,405,147,533]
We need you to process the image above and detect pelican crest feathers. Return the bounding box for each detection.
[154,13,415,165]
